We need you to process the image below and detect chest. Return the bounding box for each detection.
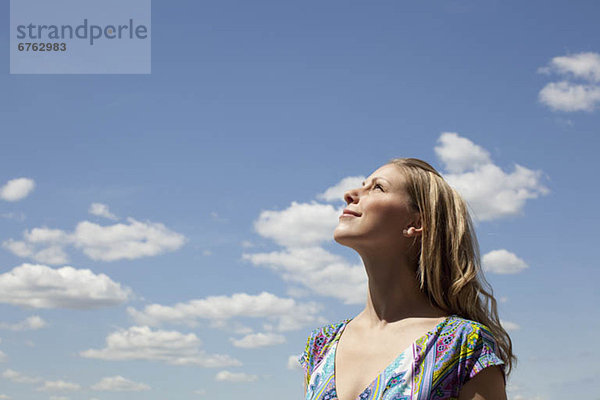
[334,329,420,400]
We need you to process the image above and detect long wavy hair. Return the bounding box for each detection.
[386,157,517,378]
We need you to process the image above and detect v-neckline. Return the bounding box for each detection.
[332,315,455,400]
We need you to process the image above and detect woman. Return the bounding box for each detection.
[298,158,516,400]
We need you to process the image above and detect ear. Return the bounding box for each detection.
[403,212,422,237]
[403,226,423,237]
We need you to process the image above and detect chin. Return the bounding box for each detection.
[333,230,356,247]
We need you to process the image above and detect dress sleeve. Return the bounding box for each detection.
[461,324,506,386]
[298,329,315,386]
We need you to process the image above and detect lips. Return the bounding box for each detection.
[341,209,361,217]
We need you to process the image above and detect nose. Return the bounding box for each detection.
[343,187,359,204]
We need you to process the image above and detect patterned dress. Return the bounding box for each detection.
[298,314,506,400]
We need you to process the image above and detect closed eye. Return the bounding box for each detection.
[373,184,384,191]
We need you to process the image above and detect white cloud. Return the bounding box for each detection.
[0,316,47,331]
[435,132,550,222]
[215,370,258,383]
[89,203,118,220]
[240,240,254,248]
[287,354,302,371]
[538,52,600,112]
[539,81,600,112]
[243,200,367,305]
[316,176,365,203]
[73,217,187,261]
[0,178,35,202]
[0,263,131,309]
[193,389,207,396]
[80,326,241,368]
[482,249,529,274]
[2,217,187,265]
[243,247,367,305]
[0,350,5,363]
[24,227,70,243]
[36,380,81,392]
[500,320,520,331]
[254,201,343,248]
[91,376,150,392]
[1,238,69,265]
[434,132,493,174]
[0,394,10,399]
[128,291,324,332]
[539,52,600,82]
[510,395,545,400]
[230,332,286,348]
[210,211,228,222]
[2,368,40,383]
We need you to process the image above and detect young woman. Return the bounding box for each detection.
[299,158,516,400]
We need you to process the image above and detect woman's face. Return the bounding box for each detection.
[334,164,420,251]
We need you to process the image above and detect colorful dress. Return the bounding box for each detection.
[298,314,506,400]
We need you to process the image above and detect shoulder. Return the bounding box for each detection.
[441,316,506,385]
[444,315,497,343]
[305,318,349,355]
[298,318,349,381]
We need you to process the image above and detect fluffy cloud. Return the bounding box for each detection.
[243,197,367,305]
[91,376,150,392]
[243,247,367,305]
[88,203,118,220]
[316,176,364,203]
[538,52,600,112]
[539,81,600,112]
[2,368,40,383]
[0,263,131,309]
[80,326,241,368]
[2,217,187,264]
[539,52,600,82]
[230,332,286,348]
[435,132,549,221]
[0,178,35,202]
[482,249,529,274]
[287,354,302,370]
[127,291,325,332]
[36,380,81,392]
[215,370,258,383]
[433,132,494,175]
[254,201,342,248]
[500,320,520,331]
[0,316,46,331]
[2,236,69,265]
[73,217,186,261]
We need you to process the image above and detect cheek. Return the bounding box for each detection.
[365,200,408,229]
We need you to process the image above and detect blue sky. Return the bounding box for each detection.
[1,1,600,399]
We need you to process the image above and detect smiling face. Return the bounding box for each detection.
[334,163,421,253]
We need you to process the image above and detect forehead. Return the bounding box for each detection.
[366,164,406,187]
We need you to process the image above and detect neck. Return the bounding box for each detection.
[356,247,446,327]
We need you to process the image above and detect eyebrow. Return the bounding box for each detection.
[361,177,391,187]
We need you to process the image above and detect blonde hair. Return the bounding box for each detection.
[386,157,517,378]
